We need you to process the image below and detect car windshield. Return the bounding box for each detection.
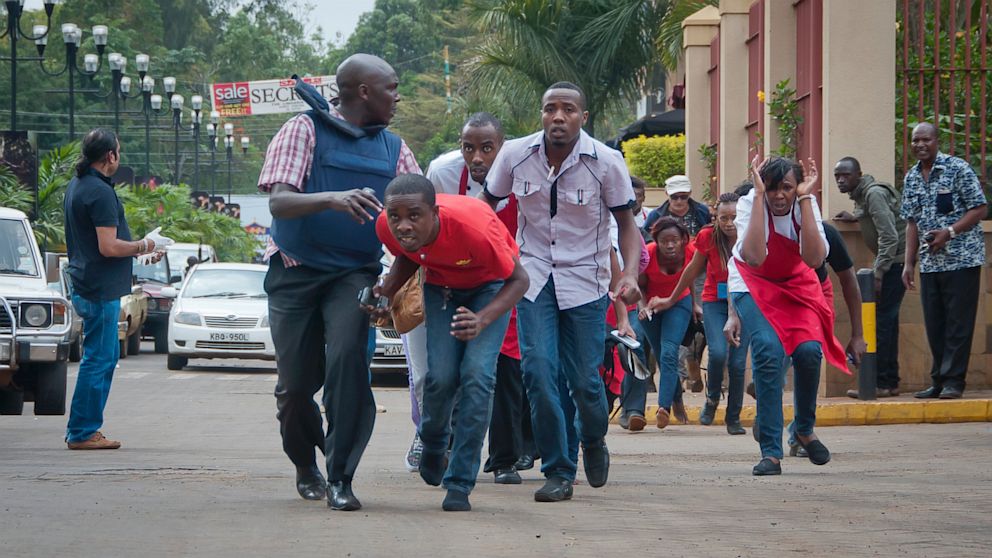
[182,269,266,299]
[134,257,170,284]
[167,246,213,274]
[0,219,39,277]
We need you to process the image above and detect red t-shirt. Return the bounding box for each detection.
[692,225,730,302]
[642,242,695,301]
[376,194,518,290]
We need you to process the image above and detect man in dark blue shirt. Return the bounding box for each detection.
[63,129,168,450]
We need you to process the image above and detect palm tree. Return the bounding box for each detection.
[656,0,718,72]
[469,0,671,137]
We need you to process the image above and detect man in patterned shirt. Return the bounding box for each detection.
[901,122,987,400]
[257,53,421,511]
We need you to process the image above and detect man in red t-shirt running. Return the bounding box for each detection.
[371,174,530,512]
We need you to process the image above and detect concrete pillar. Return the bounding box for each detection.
[682,6,720,199]
[762,0,797,157]
[718,0,753,192]
[821,0,896,217]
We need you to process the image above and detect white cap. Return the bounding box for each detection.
[664,175,692,195]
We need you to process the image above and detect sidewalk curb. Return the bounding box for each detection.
[617,399,992,427]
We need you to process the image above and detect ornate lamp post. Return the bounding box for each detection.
[170,93,184,184]
[138,75,171,183]
[1,0,58,132]
[36,22,109,139]
[208,110,219,197]
[224,123,234,202]
[189,94,203,190]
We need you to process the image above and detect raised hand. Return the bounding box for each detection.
[797,158,820,197]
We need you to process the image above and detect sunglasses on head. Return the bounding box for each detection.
[669,194,689,201]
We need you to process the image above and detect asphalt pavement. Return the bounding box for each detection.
[1,344,990,557]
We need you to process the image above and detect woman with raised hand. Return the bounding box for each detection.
[729,156,846,476]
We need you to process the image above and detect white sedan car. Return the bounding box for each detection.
[162,263,273,370]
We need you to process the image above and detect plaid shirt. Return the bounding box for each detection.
[257,107,421,267]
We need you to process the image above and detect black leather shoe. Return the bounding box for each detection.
[581,439,609,488]
[795,436,830,465]
[752,458,782,476]
[419,451,448,486]
[442,489,471,512]
[914,386,942,399]
[726,421,746,436]
[494,467,522,485]
[938,386,963,399]
[327,481,361,511]
[514,455,535,471]
[295,465,326,501]
[534,476,573,502]
[699,398,718,425]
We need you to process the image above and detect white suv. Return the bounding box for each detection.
[0,208,73,415]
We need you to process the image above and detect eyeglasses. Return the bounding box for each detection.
[669,194,689,201]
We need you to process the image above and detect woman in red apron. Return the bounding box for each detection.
[729,156,847,476]
[653,192,747,435]
[637,217,697,429]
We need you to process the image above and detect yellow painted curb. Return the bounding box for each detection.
[616,399,992,427]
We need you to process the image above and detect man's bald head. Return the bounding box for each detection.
[334,53,400,127]
[336,54,396,96]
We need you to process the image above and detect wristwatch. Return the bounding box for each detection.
[947,225,957,238]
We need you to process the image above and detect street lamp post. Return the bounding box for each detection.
[138,75,170,183]
[190,95,203,191]
[1,0,57,132]
[208,110,219,197]
[170,93,184,184]
[224,123,233,203]
[37,22,109,139]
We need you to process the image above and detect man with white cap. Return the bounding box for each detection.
[642,174,712,393]
[643,175,712,238]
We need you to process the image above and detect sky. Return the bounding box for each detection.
[22,0,377,45]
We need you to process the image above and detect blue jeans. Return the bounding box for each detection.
[66,295,121,443]
[419,281,509,494]
[620,309,649,417]
[638,296,692,410]
[702,301,747,423]
[732,293,822,459]
[517,278,609,482]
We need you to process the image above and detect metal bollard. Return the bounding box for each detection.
[856,268,877,400]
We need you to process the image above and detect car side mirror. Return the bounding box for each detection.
[160,286,178,298]
[131,284,143,295]
[45,252,60,283]
[170,274,182,284]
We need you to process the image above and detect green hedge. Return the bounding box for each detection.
[622,134,686,187]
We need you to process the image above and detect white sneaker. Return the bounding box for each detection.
[404,433,423,473]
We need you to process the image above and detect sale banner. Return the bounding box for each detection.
[210,75,337,117]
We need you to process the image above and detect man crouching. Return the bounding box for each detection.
[369,174,529,511]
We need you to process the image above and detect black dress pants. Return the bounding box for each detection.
[485,354,523,471]
[265,256,379,483]
[919,266,981,391]
[876,263,907,389]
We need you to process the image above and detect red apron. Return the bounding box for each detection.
[734,204,848,373]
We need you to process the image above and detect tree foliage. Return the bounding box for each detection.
[468,0,669,137]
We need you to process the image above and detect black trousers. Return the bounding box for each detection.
[919,266,981,391]
[876,263,907,389]
[485,354,537,471]
[265,256,379,483]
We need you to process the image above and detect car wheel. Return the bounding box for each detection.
[154,331,168,354]
[33,362,67,415]
[69,337,82,362]
[119,339,128,359]
[0,387,25,415]
[166,354,188,371]
[127,331,141,355]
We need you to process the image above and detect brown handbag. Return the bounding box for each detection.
[390,268,424,334]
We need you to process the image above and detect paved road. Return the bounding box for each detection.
[2,346,990,557]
